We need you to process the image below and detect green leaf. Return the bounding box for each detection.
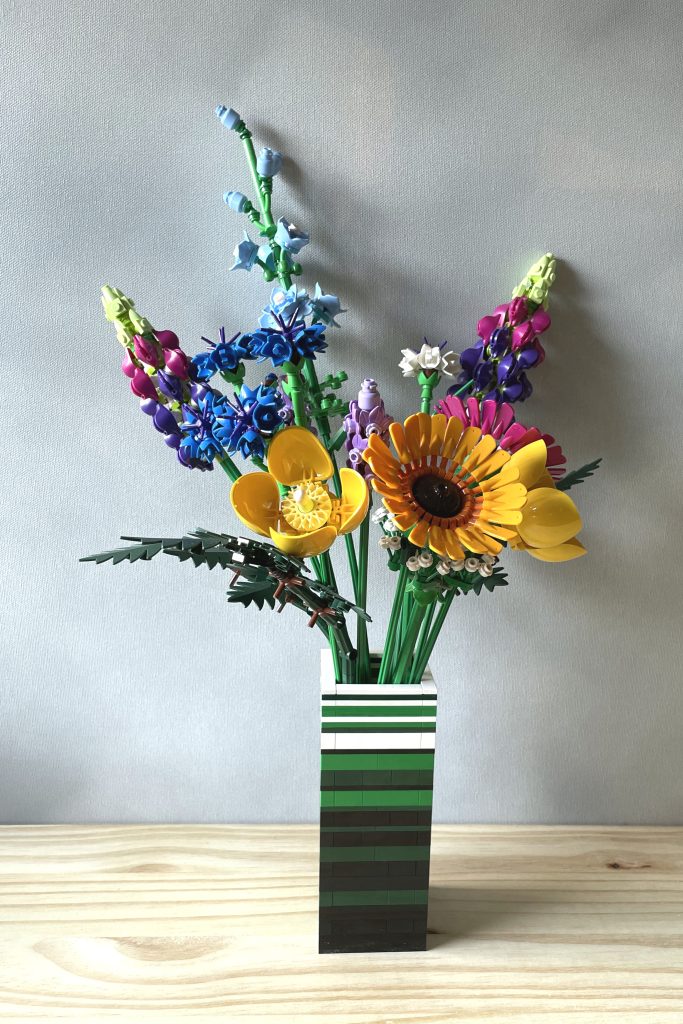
[556,458,602,492]
[80,539,178,565]
[227,578,276,611]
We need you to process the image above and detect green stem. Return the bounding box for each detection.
[392,600,426,685]
[312,553,341,683]
[356,511,370,680]
[411,589,456,684]
[410,601,436,683]
[283,363,308,427]
[418,371,439,414]
[216,452,241,483]
[377,565,408,685]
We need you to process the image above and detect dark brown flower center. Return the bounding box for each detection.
[412,474,463,518]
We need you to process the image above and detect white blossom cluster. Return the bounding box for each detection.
[398,342,459,378]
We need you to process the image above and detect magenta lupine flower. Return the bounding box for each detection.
[436,395,566,479]
[343,379,392,478]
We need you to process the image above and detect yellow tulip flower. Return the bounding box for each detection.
[230,426,369,558]
[508,440,586,561]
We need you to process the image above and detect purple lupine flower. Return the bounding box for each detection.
[343,379,392,478]
[450,296,552,404]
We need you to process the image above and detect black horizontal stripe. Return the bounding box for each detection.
[322,694,437,702]
[320,809,433,829]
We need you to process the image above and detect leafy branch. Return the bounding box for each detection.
[556,458,603,492]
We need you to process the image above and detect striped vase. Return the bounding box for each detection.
[318,651,436,954]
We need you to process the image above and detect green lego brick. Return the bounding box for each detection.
[319,846,432,863]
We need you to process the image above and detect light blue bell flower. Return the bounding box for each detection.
[231,232,260,272]
[310,282,346,328]
[274,217,309,254]
[223,190,250,213]
[215,105,240,131]
[257,147,283,177]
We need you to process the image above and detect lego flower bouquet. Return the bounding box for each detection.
[84,106,600,953]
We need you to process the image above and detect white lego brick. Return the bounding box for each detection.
[320,649,336,694]
[320,734,336,750]
[329,716,432,724]
[420,733,437,750]
[329,699,425,708]
[332,732,426,750]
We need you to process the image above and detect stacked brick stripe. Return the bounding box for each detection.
[318,652,436,954]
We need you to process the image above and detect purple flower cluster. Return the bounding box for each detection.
[450,297,551,404]
[343,379,392,478]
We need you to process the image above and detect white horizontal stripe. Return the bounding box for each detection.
[329,733,430,750]
[321,699,435,707]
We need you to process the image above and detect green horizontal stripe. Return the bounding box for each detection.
[320,845,431,862]
[321,753,434,771]
[322,723,436,732]
[322,706,436,718]
[320,789,433,809]
[320,890,428,908]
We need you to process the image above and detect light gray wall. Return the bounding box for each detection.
[2,0,681,824]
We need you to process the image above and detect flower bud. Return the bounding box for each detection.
[223,190,250,213]
[130,367,158,401]
[133,334,164,368]
[121,348,137,379]
[164,348,190,379]
[215,105,240,130]
[464,556,481,573]
[256,147,283,177]
[406,556,421,572]
[155,330,181,350]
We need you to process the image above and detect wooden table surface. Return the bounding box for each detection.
[0,825,681,1022]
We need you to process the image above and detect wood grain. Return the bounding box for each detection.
[0,825,681,1022]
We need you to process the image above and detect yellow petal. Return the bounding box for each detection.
[230,472,280,537]
[462,433,497,472]
[269,524,337,557]
[391,509,419,531]
[452,426,482,466]
[525,538,587,562]
[267,426,333,486]
[518,487,583,549]
[364,435,401,482]
[428,414,447,456]
[470,447,510,480]
[444,532,466,561]
[338,468,369,534]
[442,416,464,460]
[389,422,411,464]
[404,413,431,461]
[508,439,548,490]
[428,524,448,557]
[408,519,429,548]
[483,482,528,509]
[480,464,521,492]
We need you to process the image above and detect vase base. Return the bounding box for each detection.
[319,907,428,954]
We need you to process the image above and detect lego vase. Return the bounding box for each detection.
[318,651,436,953]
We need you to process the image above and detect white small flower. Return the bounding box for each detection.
[449,558,465,571]
[436,560,451,575]
[372,507,389,524]
[465,556,481,573]
[481,553,497,566]
[378,536,392,549]
[418,552,433,568]
[478,563,494,577]
[399,342,459,378]
[440,350,459,376]
[406,556,421,572]
[384,518,399,533]
[387,536,402,550]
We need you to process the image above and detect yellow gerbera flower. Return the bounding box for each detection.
[508,440,586,562]
[230,426,369,558]
[363,412,527,560]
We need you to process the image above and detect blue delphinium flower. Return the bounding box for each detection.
[274,217,309,254]
[231,232,260,272]
[310,283,346,328]
[190,328,251,383]
[179,387,230,465]
[215,382,285,460]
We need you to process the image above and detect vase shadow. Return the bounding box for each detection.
[426,883,535,949]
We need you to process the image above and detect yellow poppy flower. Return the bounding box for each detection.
[230,426,369,558]
[363,412,527,560]
[508,440,586,561]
